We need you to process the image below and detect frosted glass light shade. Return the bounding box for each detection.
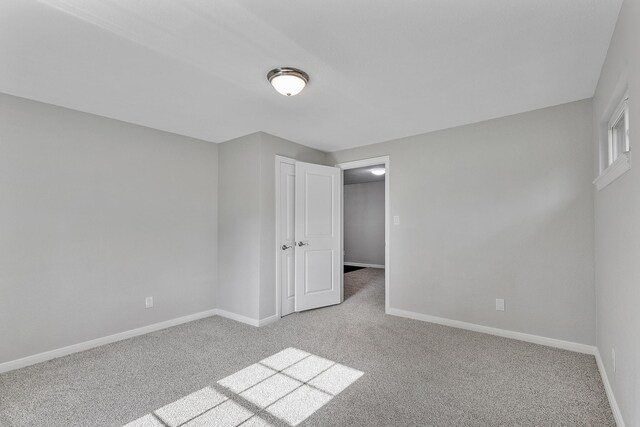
[271,74,306,96]
[370,168,386,175]
[267,68,309,97]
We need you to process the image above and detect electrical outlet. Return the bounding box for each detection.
[612,348,616,373]
[495,298,505,311]
[145,296,153,309]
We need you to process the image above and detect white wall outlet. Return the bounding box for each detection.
[393,215,400,225]
[495,298,505,311]
[145,296,153,309]
[612,348,616,372]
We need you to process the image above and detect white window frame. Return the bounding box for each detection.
[607,95,630,166]
[594,94,630,191]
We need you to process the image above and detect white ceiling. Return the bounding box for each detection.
[0,0,622,152]
[344,165,385,185]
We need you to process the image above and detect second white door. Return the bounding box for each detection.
[279,160,296,317]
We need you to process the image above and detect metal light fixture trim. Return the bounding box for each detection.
[267,67,310,96]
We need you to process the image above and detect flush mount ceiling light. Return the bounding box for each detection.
[267,67,309,97]
[370,168,386,176]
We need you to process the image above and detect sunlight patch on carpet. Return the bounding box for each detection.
[123,348,363,427]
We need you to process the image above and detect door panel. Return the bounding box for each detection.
[279,161,296,317]
[304,173,334,237]
[304,250,334,294]
[286,254,295,298]
[285,170,295,242]
[295,162,341,312]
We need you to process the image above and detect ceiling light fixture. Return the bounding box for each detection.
[267,67,309,97]
[370,168,386,176]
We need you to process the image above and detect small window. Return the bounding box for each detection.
[607,96,629,166]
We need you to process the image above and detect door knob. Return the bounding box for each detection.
[297,241,309,246]
[281,244,292,250]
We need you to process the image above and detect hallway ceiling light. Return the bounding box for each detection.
[267,67,309,96]
[370,168,385,176]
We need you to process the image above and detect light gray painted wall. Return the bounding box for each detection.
[592,0,639,424]
[344,181,385,266]
[329,100,596,345]
[0,93,218,364]
[217,132,327,321]
[217,133,262,320]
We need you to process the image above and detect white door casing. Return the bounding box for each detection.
[278,160,296,317]
[294,161,342,311]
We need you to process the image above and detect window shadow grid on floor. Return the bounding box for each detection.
[156,351,359,427]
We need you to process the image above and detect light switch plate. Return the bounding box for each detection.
[145,296,153,309]
[495,298,505,311]
[393,215,400,225]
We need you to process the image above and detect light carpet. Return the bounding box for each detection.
[0,268,614,426]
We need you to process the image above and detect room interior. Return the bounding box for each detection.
[1,1,638,426]
[343,164,386,272]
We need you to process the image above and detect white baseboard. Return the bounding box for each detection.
[258,314,279,327]
[595,348,626,427]
[0,308,282,374]
[215,309,280,328]
[386,307,596,355]
[214,309,260,327]
[0,309,217,374]
[344,262,385,269]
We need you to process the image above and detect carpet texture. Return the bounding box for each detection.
[0,268,614,426]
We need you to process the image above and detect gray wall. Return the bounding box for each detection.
[217,133,262,320]
[0,93,218,364]
[329,100,595,345]
[344,181,385,266]
[592,0,639,424]
[217,132,327,321]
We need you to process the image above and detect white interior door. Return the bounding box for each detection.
[278,160,296,317]
[294,161,342,311]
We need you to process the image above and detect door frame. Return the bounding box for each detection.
[275,155,296,319]
[337,156,390,313]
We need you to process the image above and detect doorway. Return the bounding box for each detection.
[275,155,390,318]
[338,157,390,312]
[343,164,385,271]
